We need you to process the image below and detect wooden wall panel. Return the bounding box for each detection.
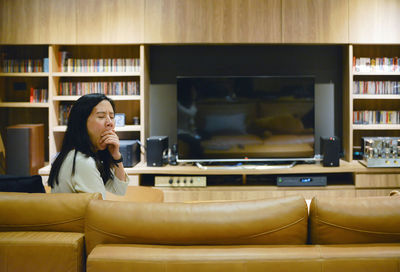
[76,0,144,44]
[349,0,400,44]
[282,0,348,43]
[0,0,42,44]
[144,0,281,43]
[39,0,77,44]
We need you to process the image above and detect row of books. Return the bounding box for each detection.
[59,52,139,72]
[353,57,399,73]
[58,81,140,96]
[1,58,49,73]
[30,87,48,103]
[353,81,400,95]
[353,111,400,125]
[59,103,73,125]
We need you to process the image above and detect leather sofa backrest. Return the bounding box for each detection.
[309,196,400,244]
[0,192,101,233]
[85,195,308,254]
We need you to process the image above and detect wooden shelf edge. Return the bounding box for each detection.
[53,125,141,132]
[0,72,49,77]
[353,72,400,76]
[127,160,362,175]
[0,102,49,108]
[52,95,140,101]
[51,72,140,77]
[353,94,400,99]
[352,124,400,130]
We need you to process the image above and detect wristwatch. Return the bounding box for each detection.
[112,155,123,164]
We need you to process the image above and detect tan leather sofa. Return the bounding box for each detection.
[1,191,399,272]
[85,194,400,272]
[0,192,101,272]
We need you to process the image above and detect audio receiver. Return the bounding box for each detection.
[155,176,207,187]
[276,176,327,187]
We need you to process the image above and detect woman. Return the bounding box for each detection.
[48,93,129,199]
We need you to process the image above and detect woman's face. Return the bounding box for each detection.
[87,100,115,151]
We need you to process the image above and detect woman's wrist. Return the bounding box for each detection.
[112,153,123,164]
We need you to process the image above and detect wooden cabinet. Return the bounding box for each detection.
[76,0,144,43]
[282,0,348,43]
[0,0,43,44]
[0,0,143,44]
[39,0,77,44]
[345,45,400,161]
[144,0,281,43]
[349,0,400,44]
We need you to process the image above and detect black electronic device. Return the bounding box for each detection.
[320,136,340,167]
[119,140,140,167]
[146,136,169,167]
[277,176,327,187]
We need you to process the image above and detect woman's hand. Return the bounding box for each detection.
[99,129,121,160]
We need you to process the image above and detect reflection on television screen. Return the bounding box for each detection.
[177,76,315,163]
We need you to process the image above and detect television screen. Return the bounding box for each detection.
[177,76,315,163]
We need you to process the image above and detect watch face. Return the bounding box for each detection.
[115,113,125,127]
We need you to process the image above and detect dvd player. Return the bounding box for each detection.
[277,176,327,187]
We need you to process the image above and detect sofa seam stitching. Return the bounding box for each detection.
[0,217,84,228]
[86,216,307,244]
[86,224,127,239]
[316,219,400,235]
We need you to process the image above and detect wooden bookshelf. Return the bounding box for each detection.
[0,45,50,162]
[48,44,149,162]
[345,45,400,161]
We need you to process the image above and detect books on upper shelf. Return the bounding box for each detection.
[30,87,48,103]
[0,58,48,73]
[353,111,400,125]
[58,81,139,96]
[353,56,399,73]
[58,51,140,73]
[353,80,400,94]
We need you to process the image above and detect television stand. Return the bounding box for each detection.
[195,161,297,170]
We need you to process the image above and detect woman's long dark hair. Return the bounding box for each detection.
[48,93,116,188]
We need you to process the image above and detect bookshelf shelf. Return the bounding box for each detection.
[53,125,141,132]
[0,102,49,108]
[52,72,140,77]
[0,72,49,77]
[353,72,400,76]
[353,94,400,100]
[353,124,400,130]
[53,95,141,101]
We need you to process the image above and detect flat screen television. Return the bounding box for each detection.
[176,76,316,163]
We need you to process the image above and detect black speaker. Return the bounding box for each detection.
[119,140,140,167]
[320,136,340,167]
[146,136,168,167]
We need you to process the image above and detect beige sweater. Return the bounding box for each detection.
[51,150,129,199]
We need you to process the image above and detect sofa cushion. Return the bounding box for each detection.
[0,192,101,233]
[87,244,322,272]
[85,195,308,254]
[317,243,400,272]
[309,196,400,244]
[0,231,85,272]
